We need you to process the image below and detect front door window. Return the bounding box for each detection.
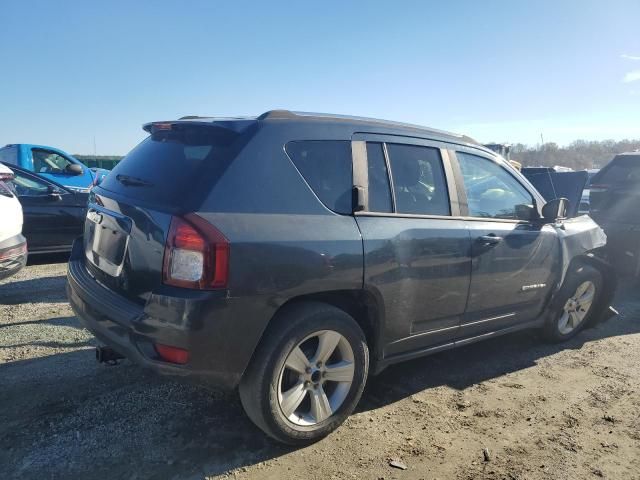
[12,171,51,196]
[32,148,74,174]
[457,152,533,219]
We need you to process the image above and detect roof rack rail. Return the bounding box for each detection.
[257,110,296,120]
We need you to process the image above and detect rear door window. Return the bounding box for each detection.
[285,141,353,214]
[386,144,450,216]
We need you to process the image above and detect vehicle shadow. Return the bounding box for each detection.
[360,283,640,411]
[0,275,68,305]
[27,253,70,266]
[1,285,638,480]
[0,315,83,330]
[0,348,291,480]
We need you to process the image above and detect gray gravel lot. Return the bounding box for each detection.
[1,259,639,479]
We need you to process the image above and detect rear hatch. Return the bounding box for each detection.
[590,153,640,225]
[521,168,588,218]
[84,120,250,304]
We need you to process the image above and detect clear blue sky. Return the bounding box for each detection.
[1,0,639,155]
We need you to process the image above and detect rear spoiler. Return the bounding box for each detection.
[143,119,256,134]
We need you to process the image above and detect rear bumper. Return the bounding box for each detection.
[67,238,268,389]
[0,234,27,281]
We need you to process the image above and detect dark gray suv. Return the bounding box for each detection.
[67,110,615,444]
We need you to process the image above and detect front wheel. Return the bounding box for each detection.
[544,263,603,342]
[239,302,369,445]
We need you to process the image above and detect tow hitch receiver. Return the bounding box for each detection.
[96,346,125,365]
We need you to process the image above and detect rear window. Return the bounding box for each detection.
[99,125,237,206]
[0,146,17,165]
[285,141,353,214]
[597,155,640,185]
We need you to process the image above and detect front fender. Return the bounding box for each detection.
[543,216,615,327]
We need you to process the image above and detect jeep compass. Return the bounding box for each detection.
[67,110,614,444]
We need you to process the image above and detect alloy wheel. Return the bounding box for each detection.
[558,280,596,335]
[277,330,355,426]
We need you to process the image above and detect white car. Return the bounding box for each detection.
[0,163,27,280]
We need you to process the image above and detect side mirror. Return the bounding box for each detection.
[542,198,569,222]
[66,163,84,175]
[352,186,366,212]
[515,203,538,221]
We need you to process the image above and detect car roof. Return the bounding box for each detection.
[614,151,640,159]
[144,109,485,151]
[2,143,75,155]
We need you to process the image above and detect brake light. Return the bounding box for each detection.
[162,214,229,289]
[589,184,609,192]
[152,122,173,132]
[155,344,189,364]
[0,181,12,197]
[0,242,26,260]
[0,172,15,197]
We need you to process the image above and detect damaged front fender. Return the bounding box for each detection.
[553,215,607,286]
[551,215,617,325]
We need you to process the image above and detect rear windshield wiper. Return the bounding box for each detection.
[116,174,154,187]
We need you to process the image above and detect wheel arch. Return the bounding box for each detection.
[278,290,384,361]
[241,289,385,382]
[557,251,617,327]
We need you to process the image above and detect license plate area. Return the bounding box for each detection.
[85,206,132,277]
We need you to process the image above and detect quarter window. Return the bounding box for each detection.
[366,143,392,213]
[457,152,534,219]
[286,141,353,214]
[386,144,450,216]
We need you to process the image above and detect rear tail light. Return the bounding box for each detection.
[0,172,15,197]
[162,214,229,289]
[0,242,27,261]
[155,343,189,364]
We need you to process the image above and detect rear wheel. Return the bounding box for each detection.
[239,302,369,445]
[544,264,603,342]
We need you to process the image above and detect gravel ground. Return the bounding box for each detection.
[1,258,639,480]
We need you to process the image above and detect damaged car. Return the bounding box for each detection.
[66,111,616,445]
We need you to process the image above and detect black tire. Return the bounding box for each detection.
[543,263,603,342]
[239,301,369,445]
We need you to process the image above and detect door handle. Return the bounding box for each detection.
[477,234,502,245]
